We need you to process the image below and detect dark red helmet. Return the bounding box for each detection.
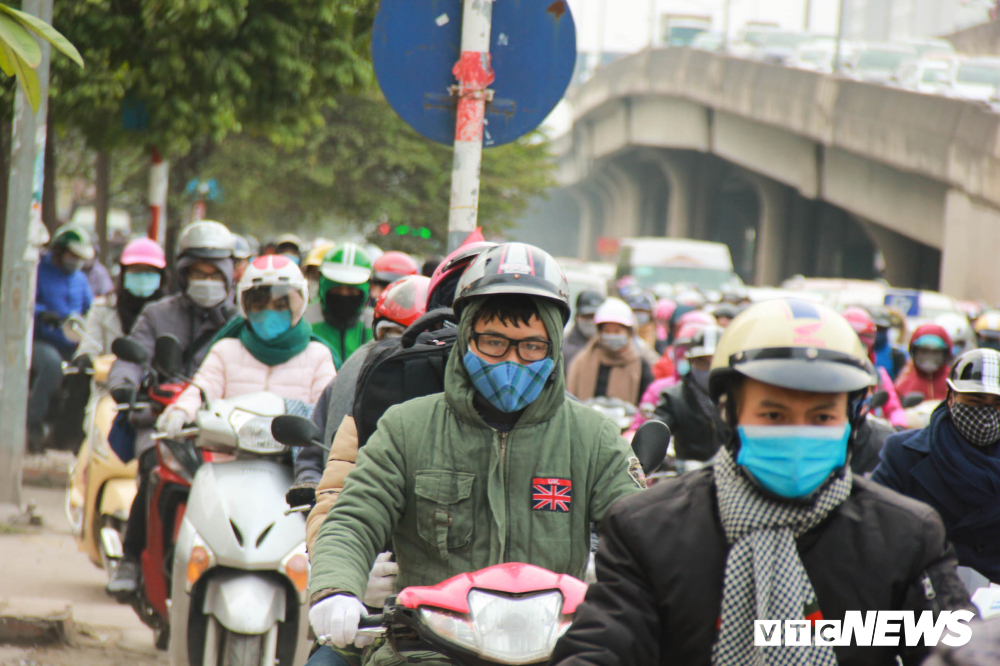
[374,275,431,329]
[372,251,419,285]
[427,241,496,310]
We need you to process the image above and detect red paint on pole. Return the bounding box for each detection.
[452,51,495,142]
[148,148,164,241]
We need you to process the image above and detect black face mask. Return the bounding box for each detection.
[323,290,366,328]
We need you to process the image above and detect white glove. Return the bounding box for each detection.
[156,410,187,438]
[363,552,399,609]
[309,594,373,648]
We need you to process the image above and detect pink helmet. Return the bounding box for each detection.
[121,238,166,269]
[654,299,677,323]
[678,310,716,328]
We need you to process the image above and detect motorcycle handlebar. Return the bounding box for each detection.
[358,614,384,629]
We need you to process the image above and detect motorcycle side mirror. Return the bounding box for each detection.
[154,334,184,376]
[271,415,322,448]
[868,390,890,411]
[631,420,671,477]
[111,337,150,365]
[901,392,925,409]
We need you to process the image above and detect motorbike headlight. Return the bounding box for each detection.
[422,590,568,665]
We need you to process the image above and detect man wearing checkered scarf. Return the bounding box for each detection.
[874,348,1000,586]
[551,299,974,666]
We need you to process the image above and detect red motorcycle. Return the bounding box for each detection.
[111,335,210,650]
[355,563,587,666]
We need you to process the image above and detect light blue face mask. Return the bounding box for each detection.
[248,309,293,341]
[463,351,555,413]
[676,358,691,376]
[736,423,851,499]
[123,272,161,298]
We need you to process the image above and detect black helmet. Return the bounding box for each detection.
[453,243,571,324]
[947,349,1000,396]
[576,290,605,316]
[624,289,655,313]
[713,303,739,320]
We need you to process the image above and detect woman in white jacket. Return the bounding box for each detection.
[158,255,336,433]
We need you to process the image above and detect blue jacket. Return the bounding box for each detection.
[34,253,92,355]
[872,406,1000,582]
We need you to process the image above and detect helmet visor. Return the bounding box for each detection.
[724,346,876,394]
[242,285,305,324]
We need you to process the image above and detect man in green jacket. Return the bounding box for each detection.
[307,243,645,664]
[312,242,374,369]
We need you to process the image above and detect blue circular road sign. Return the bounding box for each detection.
[372,0,577,147]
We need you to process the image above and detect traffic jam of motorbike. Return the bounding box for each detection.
[22,212,994,666]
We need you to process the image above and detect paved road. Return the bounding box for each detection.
[0,485,166,666]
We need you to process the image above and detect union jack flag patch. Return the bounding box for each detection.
[532,478,572,512]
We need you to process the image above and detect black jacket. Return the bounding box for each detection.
[851,417,896,476]
[652,376,729,462]
[550,469,972,666]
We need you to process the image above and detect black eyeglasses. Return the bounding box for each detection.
[471,331,552,362]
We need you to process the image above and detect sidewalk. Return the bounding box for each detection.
[0,485,165,666]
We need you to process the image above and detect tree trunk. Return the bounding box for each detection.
[94,151,110,265]
[41,115,58,234]
[0,120,13,287]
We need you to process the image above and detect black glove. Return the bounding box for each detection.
[71,354,93,371]
[285,481,317,508]
[110,385,136,406]
[39,311,62,327]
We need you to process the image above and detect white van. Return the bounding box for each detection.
[616,238,740,292]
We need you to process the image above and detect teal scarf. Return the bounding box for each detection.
[212,316,339,367]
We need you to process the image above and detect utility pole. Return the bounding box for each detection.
[834,0,847,73]
[803,0,812,31]
[445,0,494,252]
[723,0,732,50]
[0,0,53,521]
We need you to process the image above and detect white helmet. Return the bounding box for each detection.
[688,324,725,359]
[936,312,976,356]
[594,298,635,329]
[237,255,309,326]
[177,220,235,259]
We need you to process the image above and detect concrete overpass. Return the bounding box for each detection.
[516,47,1000,302]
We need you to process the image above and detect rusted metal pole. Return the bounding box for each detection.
[446,0,494,253]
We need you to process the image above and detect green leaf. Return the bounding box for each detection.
[0,4,82,68]
[2,41,39,111]
[0,12,40,68]
[0,39,14,77]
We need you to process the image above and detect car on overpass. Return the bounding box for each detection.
[615,237,741,294]
[789,38,839,73]
[950,57,1000,101]
[893,57,958,94]
[846,44,918,84]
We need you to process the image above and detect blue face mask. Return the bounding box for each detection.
[248,309,293,341]
[463,351,555,413]
[123,272,161,298]
[282,253,300,266]
[676,358,691,376]
[736,423,851,499]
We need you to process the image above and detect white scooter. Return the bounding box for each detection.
[168,391,311,666]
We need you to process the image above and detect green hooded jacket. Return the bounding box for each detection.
[312,318,372,370]
[309,297,645,609]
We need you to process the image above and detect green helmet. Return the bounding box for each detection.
[52,224,95,260]
[319,242,372,301]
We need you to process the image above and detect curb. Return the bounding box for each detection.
[0,598,74,646]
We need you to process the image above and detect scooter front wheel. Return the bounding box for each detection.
[223,631,263,666]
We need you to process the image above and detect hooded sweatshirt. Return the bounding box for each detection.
[308,297,644,610]
[894,323,952,401]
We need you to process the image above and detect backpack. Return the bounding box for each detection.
[353,308,458,447]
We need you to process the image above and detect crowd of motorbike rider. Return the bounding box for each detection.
[28,216,1000,665]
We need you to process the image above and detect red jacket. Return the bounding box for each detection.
[894,323,952,401]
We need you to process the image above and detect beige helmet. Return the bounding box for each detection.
[709,299,876,402]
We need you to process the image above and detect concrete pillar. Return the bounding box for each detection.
[641,149,693,239]
[857,219,926,288]
[745,173,789,287]
[569,188,596,260]
[940,189,1000,302]
[599,164,642,238]
[689,153,723,242]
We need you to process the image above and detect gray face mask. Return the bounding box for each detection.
[62,258,83,274]
[187,279,228,309]
[576,319,597,339]
[600,333,629,352]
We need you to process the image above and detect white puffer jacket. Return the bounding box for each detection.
[168,338,336,421]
